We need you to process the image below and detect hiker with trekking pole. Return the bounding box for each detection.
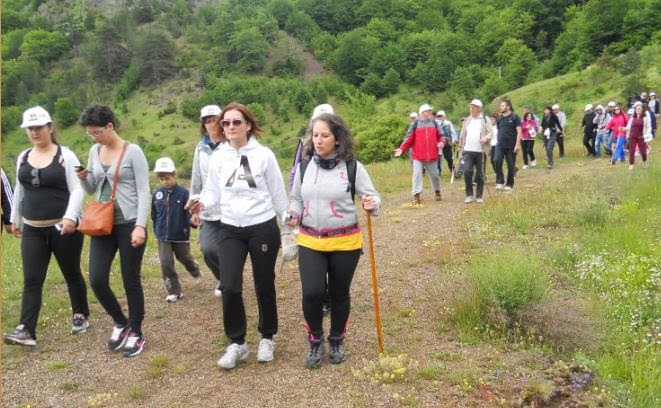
[458,99,494,203]
[285,112,381,369]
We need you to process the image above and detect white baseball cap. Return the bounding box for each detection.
[607,101,616,107]
[584,104,593,111]
[311,103,334,120]
[469,99,483,108]
[419,104,434,115]
[633,101,643,107]
[436,110,446,116]
[153,157,176,173]
[410,112,418,118]
[595,104,604,111]
[200,105,221,119]
[20,106,52,128]
[552,104,560,110]
[650,92,656,96]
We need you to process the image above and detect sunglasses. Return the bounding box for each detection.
[27,125,46,132]
[220,119,245,128]
[202,117,218,124]
[31,168,40,187]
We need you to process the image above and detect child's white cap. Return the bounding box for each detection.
[154,157,176,173]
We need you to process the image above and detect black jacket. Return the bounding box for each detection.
[151,184,191,242]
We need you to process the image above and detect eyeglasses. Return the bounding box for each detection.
[202,117,218,124]
[31,168,40,187]
[220,119,245,128]
[86,125,108,137]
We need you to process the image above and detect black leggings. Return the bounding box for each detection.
[89,222,146,335]
[521,140,536,165]
[218,217,280,343]
[20,224,88,338]
[298,246,361,341]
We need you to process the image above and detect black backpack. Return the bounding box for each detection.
[299,157,358,201]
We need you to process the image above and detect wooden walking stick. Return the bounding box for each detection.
[366,210,384,354]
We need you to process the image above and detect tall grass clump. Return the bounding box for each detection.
[451,248,549,334]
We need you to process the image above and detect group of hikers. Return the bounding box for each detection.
[398,93,656,205]
[1,102,379,370]
[1,91,655,368]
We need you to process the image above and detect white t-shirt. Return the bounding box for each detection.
[464,117,483,152]
[490,125,498,147]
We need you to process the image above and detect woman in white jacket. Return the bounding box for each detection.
[190,102,289,369]
[3,106,89,347]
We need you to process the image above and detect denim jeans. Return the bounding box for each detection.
[594,131,611,157]
[612,137,626,163]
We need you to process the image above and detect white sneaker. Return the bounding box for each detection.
[522,165,529,169]
[218,343,249,369]
[165,294,182,303]
[256,338,275,363]
[464,196,474,203]
[476,197,484,203]
[503,186,513,192]
[531,160,537,167]
[495,184,504,190]
[214,282,223,298]
[628,165,634,170]
[642,161,648,168]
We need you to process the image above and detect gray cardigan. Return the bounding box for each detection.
[80,143,151,228]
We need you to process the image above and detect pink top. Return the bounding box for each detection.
[521,119,538,140]
[605,113,629,138]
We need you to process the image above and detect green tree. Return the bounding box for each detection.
[360,73,385,97]
[227,28,269,73]
[54,97,80,127]
[84,22,132,82]
[382,68,401,95]
[20,30,69,63]
[291,87,313,113]
[134,28,177,85]
[495,38,537,88]
[2,29,27,60]
[330,28,380,85]
[272,55,304,77]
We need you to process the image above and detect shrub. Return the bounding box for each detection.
[54,97,80,127]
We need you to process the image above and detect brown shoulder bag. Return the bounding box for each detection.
[78,142,128,236]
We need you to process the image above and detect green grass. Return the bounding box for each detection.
[446,161,660,406]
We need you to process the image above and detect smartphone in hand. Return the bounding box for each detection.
[74,165,85,172]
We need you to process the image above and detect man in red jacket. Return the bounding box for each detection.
[395,104,446,205]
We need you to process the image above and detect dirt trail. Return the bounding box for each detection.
[2,158,608,407]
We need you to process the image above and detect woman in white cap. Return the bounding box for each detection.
[3,106,90,347]
[189,104,225,298]
[625,103,651,169]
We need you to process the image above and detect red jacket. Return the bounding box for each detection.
[400,119,445,161]
[605,113,629,138]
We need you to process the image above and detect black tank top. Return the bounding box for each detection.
[17,145,69,220]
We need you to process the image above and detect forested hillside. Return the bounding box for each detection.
[2,0,659,171]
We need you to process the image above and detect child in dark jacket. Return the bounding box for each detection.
[151,157,201,302]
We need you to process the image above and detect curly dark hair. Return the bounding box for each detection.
[79,104,117,127]
[303,113,355,161]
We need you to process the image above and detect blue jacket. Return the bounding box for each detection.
[151,184,191,242]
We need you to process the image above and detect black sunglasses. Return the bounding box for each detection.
[220,119,245,128]
[31,168,40,187]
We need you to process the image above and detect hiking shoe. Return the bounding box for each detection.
[434,190,441,201]
[531,160,537,167]
[464,196,473,204]
[503,186,513,192]
[71,313,89,334]
[257,338,275,363]
[642,161,648,168]
[218,343,249,369]
[476,197,484,203]
[3,325,36,347]
[411,193,421,205]
[328,339,346,364]
[166,293,182,303]
[305,340,324,369]
[214,282,223,298]
[495,184,504,190]
[108,324,130,351]
[522,165,528,169]
[123,332,146,357]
